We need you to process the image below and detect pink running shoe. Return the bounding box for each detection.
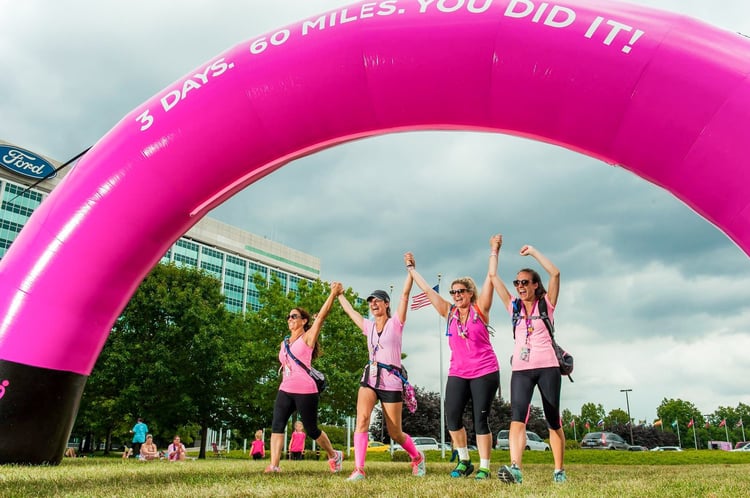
[411,450,426,477]
[328,450,343,473]
[346,468,366,481]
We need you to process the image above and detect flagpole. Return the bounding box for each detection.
[437,273,445,459]
[676,421,682,448]
[741,419,746,442]
[724,420,729,442]
[692,421,698,450]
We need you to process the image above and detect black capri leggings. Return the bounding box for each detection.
[510,367,562,430]
[444,370,500,435]
[271,390,323,440]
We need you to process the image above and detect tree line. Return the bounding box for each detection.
[71,264,749,457]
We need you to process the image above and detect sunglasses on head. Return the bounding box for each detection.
[287,313,301,320]
[513,279,531,287]
[449,288,469,295]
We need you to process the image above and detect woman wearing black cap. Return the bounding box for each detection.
[336,271,426,481]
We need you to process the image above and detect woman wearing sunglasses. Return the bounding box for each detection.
[336,272,426,481]
[405,248,500,480]
[265,282,344,474]
[488,235,566,485]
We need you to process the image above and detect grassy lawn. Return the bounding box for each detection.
[1,450,749,497]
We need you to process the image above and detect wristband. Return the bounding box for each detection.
[490,252,498,257]
[406,264,415,269]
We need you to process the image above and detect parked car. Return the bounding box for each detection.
[496,430,550,451]
[348,440,392,453]
[735,441,750,449]
[650,446,683,451]
[731,444,750,452]
[628,445,647,451]
[581,432,631,450]
[394,437,439,452]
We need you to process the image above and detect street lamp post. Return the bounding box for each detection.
[620,389,634,445]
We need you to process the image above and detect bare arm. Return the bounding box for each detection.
[336,286,365,330]
[305,282,342,347]
[489,234,513,310]
[404,252,451,318]
[520,245,560,306]
[395,265,414,324]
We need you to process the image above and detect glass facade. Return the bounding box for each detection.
[0,175,316,314]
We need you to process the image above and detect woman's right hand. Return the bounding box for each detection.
[490,234,502,251]
[404,252,415,268]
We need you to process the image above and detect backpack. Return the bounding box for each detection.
[511,298,574,382]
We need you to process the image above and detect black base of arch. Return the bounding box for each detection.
[0,359,87,465]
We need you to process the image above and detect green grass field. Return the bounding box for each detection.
[1,450,749,497]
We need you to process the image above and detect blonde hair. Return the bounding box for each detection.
[255,430,263,439]
[451,277,479,303]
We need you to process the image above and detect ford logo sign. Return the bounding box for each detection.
[0,145,57,180]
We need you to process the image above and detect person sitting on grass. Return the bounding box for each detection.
[168,435,187,462]
[140,434,159,461]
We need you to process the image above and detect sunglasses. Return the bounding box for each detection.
[449,288,469,295]
[286,314,301,320]
[513,279,532,287]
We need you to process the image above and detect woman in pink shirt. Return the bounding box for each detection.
[407,248,500,480]
[337,270,425,481]
[265,282,343,474]
[489,234,566,485]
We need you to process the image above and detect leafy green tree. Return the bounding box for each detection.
[75,263,251,458]
[656,398,702,433]
[607,408,630,426]
[580,402,606,430]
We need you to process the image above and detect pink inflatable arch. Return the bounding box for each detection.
[1,0,749,463]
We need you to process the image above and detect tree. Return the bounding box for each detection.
[75,263,251,458]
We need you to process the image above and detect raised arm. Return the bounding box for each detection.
[305,282,342,346]
[489,234,513,310]
[395,264,414,324]
[336,285,365,330]
[520,245,560,306]
[405,252,452,318]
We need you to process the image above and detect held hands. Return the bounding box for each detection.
[330,281,343,296]
[490,234,502,252]
[404,252,415,269]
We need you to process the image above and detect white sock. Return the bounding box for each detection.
[458,447,470,461]
[480,458,490,469]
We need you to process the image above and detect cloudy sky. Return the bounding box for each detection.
[3,0,750,427]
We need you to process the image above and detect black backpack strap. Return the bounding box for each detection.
[511,299,523,340]
[537,297,555,335]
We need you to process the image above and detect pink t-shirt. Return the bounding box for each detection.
[278,335,318,394]
[360,317,404,391]
[289,431,306,452]
[446,305,500,378]
[250,439,265,456]
[508,296,559,370]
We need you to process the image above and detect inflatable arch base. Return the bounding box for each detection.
[0,360,86,464]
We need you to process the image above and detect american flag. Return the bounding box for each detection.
[410,284,439,310]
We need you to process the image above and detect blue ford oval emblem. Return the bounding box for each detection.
[0,145,57,180]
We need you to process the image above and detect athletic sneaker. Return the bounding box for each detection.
[328,450,343,473]
[450,460,474,478]
[263,465,281,473]
[346,468,366,481]
[553,469,567,482]
[474,468,491,480]
[411,451,426,477]
[497,464,522,484]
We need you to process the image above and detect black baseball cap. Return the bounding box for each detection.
[367,290,390,302]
